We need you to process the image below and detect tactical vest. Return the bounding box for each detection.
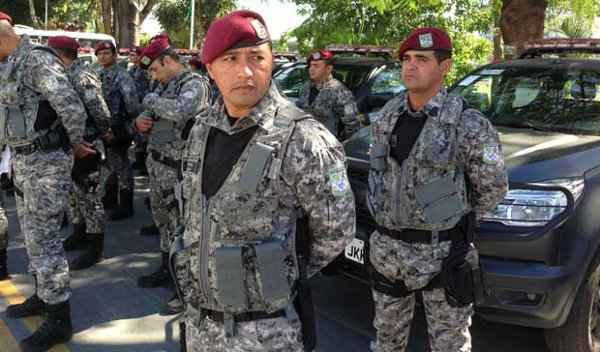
[368,94,471,231]
[180,102,309,314]
[148,71,205,147]
[100,67,128,126]
[68,66,100,140]
[0,46,62,147]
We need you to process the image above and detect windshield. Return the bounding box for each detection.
[452,65,600,135]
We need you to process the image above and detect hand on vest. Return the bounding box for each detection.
[74,141,97,159]
[135,116,154,133]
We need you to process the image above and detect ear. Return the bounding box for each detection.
[441,58,453,76]
[206,63,215,80]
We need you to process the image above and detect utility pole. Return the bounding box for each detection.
[189,0,195,49]
[45,0,48,29]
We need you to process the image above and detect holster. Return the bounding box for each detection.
[35,125,71,152]
[71,151,101,189]
[294,216,317,351]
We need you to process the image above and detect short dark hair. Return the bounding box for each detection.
[158,49,181,64]
[434,50,452,63]
[55,47,77,61]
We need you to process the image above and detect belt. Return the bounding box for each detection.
[376,225,462,244]
[150,149,181,170]
[200,307,286,324]
[12,143,37,156]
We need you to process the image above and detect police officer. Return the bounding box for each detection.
[128,46,151,102]
[0,17,11,281]
[95,40,140,220]
[175,10,355,351]
[367,28,508,352]
[134,38,210,293]
[296,49,360,140]
[48,36,112,271]
[0,13,89,351]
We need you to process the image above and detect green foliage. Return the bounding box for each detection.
[154,0,236,48]
[0,0,98,30]
[290,0,494,84]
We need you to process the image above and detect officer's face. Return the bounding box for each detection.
[207,43,273,117]
[308,60,332,83]
[401,50,451,94]
[148,57,173,85]
[96,49,116,67]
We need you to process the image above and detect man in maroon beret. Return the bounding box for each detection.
[297,49,359,140]
[368,27,507,352]
[49,36,112,271]
[132,36,210,317]
[95,39,140,221]
[176,9,354,352]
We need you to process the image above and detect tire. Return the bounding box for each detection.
[545,253,600,352]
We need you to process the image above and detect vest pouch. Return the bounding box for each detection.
[149,119,177,145]
[370,143,387,171]
[214,245,247,310]
[254,239,291,305]
[415,174,466,224]
[6,104,27,140]
[239,142,274,194]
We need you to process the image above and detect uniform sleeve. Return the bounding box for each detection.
[458,109,508,215]
[335,86,360,139]
[118,71,140,119]
[27,52,85,147]
[145,77,210,125]
[77,71,111,134]
[282,119,356,277]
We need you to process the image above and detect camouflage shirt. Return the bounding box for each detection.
[98,63,140,125]
[368,89,508,231]
[129,65,150,103]
[68,60,111,136]
[296,76,360,139]
[180,84,356,314]
[0,36,85,147]
[142,70,211,158]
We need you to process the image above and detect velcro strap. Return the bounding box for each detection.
[239,142,274,193]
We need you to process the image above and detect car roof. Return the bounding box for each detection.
[483,58,600,71]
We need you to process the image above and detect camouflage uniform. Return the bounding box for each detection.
[129,65,150,102]
[368,90,508,352]
[67,60,112,234]
[98,62,139,192]
[143,70,210,253]
[179,84,356,351]
[296,76,360,140]
[0,37,86,304]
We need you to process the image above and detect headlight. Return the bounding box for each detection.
[482,178,584,227]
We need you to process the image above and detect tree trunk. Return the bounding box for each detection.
[500,0,548,55]
[101,0,113,35]
[27,0,42,28]
[112,0,158,48]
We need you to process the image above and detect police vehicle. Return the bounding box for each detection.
[337,38,600,352]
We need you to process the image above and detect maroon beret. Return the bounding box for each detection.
[0,11,12,25]
[139,37,170,69]
[307,49,334,63]
[202,10,271,64]
[48,36,80,52]
[150,33,170,44]
[95,41,116,55]
[398,27,452,59]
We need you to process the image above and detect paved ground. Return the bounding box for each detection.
[0,175,551,352]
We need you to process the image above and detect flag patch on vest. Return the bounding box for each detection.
[483,144,500,164]
[328,165,349,197]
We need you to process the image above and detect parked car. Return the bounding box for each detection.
[333,38,600,352]
[273,56,405,119]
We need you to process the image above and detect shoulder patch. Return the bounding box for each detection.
[483,144,501,165]
[328,163,350,197]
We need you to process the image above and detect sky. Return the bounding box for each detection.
[141,0,308,40]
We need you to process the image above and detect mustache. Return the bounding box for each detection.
[231,81,257,89]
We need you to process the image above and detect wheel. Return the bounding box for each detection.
[545,254,600,352]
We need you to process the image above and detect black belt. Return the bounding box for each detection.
[200,308,286,324]
[376,225,462,244]
[150,149,181,170]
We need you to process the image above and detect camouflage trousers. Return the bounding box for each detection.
[147,152,179,253]
[0,192,8,250]
[105,145,133,191]
[369,230,473,352]
[70,141,110,234]
[12,149,72,304]
[183,306,304,352]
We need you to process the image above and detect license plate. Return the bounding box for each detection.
[344,238,365,264]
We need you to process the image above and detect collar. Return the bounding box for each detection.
[403,88,447,118]
[204,83,283,135]
[311,75,334,90]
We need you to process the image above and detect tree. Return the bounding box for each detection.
[289,0,493,83]
[154,0,236,48]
